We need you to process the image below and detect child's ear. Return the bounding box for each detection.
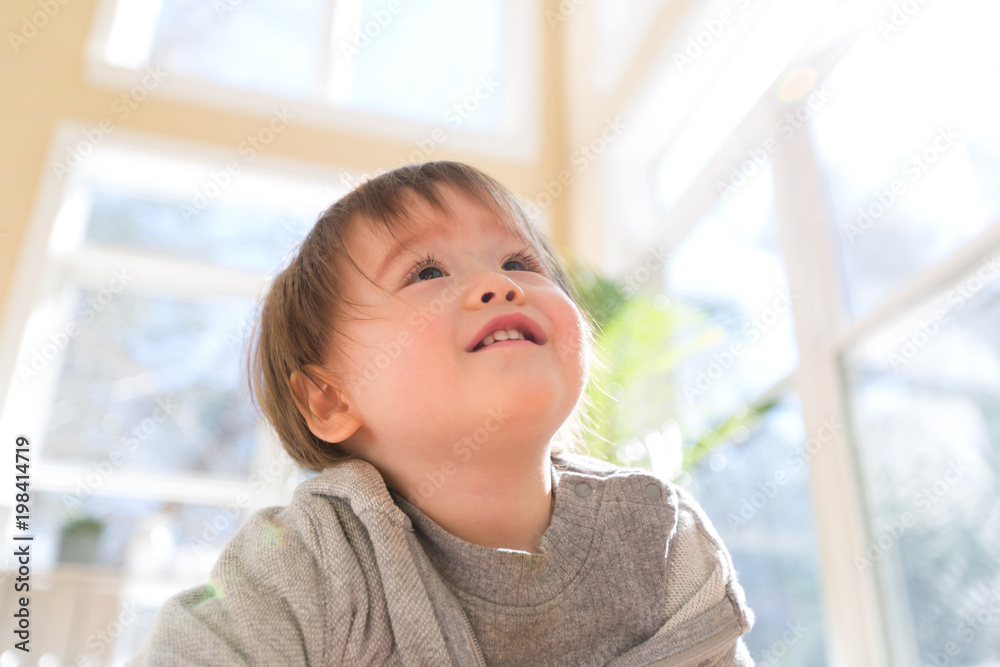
[289,366,362,444]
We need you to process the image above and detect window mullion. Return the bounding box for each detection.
[315,0,339,101]
[35,462,252,506]
[771,108,893,666]
[61,244,270,300]
[831,218,1000,352]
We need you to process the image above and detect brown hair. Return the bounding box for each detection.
[246,161,598,472]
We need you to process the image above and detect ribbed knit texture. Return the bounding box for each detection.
[389,455,678,666]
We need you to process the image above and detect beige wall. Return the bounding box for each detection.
[0,0,581,326]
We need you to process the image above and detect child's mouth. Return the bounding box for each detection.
[466,314,547,352]
[472,337,538,352]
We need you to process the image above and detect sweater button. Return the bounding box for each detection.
[574,482,592,498]
[645,483,661,500]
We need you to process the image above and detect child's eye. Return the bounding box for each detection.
[503,249,544,273]
[404,255,446,285]
[402,248,544,286]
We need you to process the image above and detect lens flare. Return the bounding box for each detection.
[778,67,818,103]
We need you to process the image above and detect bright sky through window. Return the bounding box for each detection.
[101,0,506,130]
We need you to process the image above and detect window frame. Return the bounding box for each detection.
[593,0,1000,660]
[83,0,542,163]
[0,121,342,526]
[581,0,1000,661]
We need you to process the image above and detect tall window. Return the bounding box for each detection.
[810,1,1000,662]
[661,169,828,664]
[595,0,1000,662]
[0,128,347,662]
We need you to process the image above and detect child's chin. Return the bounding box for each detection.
[487,393,566,426]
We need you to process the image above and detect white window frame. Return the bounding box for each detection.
[582,0,1000,662]
[83,0,542,163]
[0,122,354,549]
[772,93,1000,667]
[588,0,1000,659]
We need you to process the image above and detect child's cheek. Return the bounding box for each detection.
[339,321,421,395]
[407,309,430,334]
[392,327,442,379]
[559,302,590,387]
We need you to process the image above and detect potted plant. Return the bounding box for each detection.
[58,516,106,565]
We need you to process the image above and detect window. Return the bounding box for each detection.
[0,124,347,660]
[87,0,538,158]
[813,0,1000,660]
[587,0,1000,662]
[810,0,1000,319]
[843,268,1000,664]
[663,168,827,664]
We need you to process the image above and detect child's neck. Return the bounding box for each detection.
[386,448,556,553]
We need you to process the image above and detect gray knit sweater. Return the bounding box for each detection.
[128,453,755,666]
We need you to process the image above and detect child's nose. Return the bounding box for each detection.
[482,289,516,304]
[464,271,526,308]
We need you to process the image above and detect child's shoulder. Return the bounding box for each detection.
[208,458,401,566]
[553,453,753,629]
[289,457,408,522]
[552,452,678,499]
[552,451,659,479]
[552,453,727,551]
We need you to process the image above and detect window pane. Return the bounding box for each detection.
[34,491,241,572]
[592,0,662,88]
[843,258,1000,662]
[683,395,828,665]
[150,0,326,98]
[41,290,256,478]
[85,188,311,274]
[330,0,504,129]
[812,0,1000,318]
[664,171,826,663]
[31,491,244,664]
[666,169,798,436]
[105,0,511,130]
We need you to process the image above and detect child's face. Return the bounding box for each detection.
[331,184,588,474]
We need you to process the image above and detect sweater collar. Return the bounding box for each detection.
[387,455,606,606]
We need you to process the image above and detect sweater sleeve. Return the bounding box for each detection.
[602,479,757,667]
[125,502,351,667]
[663,485,755,665]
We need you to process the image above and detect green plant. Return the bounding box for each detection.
[58,515,106,565]
[564,255,776,477]
[60,516,105,535]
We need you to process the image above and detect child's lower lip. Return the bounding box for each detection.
[473,339,537,352]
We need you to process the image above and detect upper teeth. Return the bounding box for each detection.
[480,328,527,348]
